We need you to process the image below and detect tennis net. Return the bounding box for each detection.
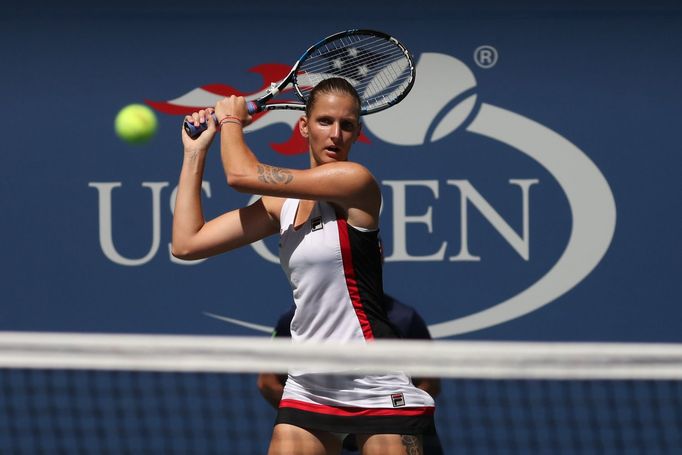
[1,332,681,454]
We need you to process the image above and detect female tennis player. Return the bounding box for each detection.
[173,78,435,455]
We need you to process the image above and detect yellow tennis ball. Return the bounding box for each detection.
[114,104,158,144]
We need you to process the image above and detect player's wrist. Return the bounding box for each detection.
[219,115,243,128]
[183,145,209,159]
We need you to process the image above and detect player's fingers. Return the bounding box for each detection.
[204,109,217,129]
[215,97,237,121]
[198,109,210,125]
[230,96,250,123]
[206,112,217,132]
[186,112,201,126]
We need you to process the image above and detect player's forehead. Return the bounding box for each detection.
[309,91,360,118]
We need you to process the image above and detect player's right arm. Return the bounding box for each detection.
[172,111,282,260]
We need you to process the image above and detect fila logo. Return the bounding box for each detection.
[311,216,323,232]
[391,393,405,407]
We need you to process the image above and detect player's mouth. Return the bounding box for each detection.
[325,146,341,159]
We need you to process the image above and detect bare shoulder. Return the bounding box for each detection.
[331,163,382,229]
[348,162,380,201]
[330,161,375,178]
[325,161,380,195]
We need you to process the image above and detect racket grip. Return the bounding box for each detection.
[183,102,262,139]
[183,113,218,139]
[245,100,260,114]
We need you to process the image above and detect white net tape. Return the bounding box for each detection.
[1,331,681,379]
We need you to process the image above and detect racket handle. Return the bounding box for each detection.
[245,100,260,114]
[182,101,262,139]
[183,113,218,139]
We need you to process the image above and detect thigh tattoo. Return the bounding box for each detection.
[400,435,422,455]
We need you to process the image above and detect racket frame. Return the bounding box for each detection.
[184,29,415,138]
[253,28,415,114]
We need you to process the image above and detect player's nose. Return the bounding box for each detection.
[330,122,342,139]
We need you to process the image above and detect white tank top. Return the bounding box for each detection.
[278,199,435,410]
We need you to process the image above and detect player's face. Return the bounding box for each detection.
[300,92,361,167]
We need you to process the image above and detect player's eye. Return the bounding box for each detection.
[341,121,356,131]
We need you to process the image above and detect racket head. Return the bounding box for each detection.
[292,29,415,115]
[185,29,415,139]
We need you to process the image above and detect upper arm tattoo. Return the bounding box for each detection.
[257,164,293,185]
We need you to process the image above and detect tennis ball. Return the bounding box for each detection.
[114,104,158,144]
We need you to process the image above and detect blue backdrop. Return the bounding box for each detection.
[2,1,681,342]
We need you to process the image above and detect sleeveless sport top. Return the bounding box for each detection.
[278,199,435,412]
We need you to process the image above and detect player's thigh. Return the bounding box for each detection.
[268,423,343,455]
[357,433,423,455]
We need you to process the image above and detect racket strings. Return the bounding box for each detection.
[304,47,407,81]
[302,39,407,77]
[297,34,413,112]
[302,58,410,108]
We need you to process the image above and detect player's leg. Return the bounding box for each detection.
[356,433,423,455]
[268,423,343,455]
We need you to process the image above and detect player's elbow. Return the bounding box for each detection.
[170,240,202,261]
[170,245,194,261]
[225,170,252,193]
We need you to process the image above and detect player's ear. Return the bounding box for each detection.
[299,116,309,138]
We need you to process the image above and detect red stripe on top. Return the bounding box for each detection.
[336,218,374,340]
[279,399,434,417]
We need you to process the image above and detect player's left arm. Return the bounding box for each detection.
[408,311,442,398]
[257,372,288,409]
[414,376,442,398]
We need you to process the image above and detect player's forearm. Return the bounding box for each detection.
[260,386,283,409]
[219,124,265,192]
[257,373,286,409]
[414,377,442,398]
[171,150,208,258]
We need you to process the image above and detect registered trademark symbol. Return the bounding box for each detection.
[474,45,498,68]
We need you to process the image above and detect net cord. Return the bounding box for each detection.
[1,332,681,380]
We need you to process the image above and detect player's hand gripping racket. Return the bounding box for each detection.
[184,29,415,139]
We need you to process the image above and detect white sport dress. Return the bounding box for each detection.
[276,198,435,434]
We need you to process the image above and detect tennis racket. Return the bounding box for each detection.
[184,29,415,139]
